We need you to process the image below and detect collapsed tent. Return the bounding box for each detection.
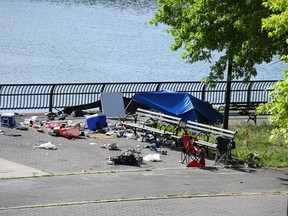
[132,90,223,124]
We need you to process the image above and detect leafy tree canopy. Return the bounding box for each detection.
[150,0,288,83]
[257,0,288,146]
[262,0,288,62]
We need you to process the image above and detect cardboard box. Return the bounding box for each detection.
[1,113,16,127]
[86,114,107,130]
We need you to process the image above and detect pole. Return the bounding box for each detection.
[223,59,232,129]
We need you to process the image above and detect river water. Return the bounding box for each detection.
[0,0,285,84]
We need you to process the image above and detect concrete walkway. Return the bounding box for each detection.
[0,114,287,215]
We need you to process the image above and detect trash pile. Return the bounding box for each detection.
[0,112,172,167]
[0,112,127,140]
[104,134,170,166]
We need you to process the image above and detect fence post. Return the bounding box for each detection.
[156,82,161,92]
[49,85,56,112]
[201,83,207,101]
[0,85,2,106]
[247,81,253,106]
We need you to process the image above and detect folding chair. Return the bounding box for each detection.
[215,136,236,164]
[180,134,205,167]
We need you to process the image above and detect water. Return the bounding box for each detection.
[0,0,286,84]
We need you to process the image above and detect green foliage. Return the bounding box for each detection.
[231,123,288,167]
[255,0,288,146]
[262,0,288,40]
[150,0,288,83]
[257,70,288,146]
[262,0,288,64]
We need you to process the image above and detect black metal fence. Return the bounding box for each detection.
[0,80,278,112]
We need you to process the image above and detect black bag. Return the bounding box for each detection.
[216,136,230,154]
[110,151,140,166]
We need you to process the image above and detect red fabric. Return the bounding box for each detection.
[182,134,191,150]
[186,157,206,167]
[182,135,194,152]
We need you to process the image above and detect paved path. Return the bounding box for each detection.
[0,114,287,215]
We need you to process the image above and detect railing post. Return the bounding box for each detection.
[201,83,207,101]
[247,81,253,106]
[156,82,161,92]
[100,84,106,93]
[0,85,2,106]
[49,85,56,112]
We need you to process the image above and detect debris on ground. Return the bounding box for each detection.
[100,143,121,151]
[0,129,21,137]
[34,142,58,150]
[107,149,142,166]
[143,153,161,162]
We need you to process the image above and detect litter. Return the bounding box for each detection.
[34,142,58,150]
[30,116,38,123]
[107,150,142,166]
[161,150,167,155]
[108,143,120,150]
[105,130,116,136]
[125,133,137,139]
[15,124,29,130]
[150,141,161,152]
[100,143,121,151]
[143,153,161,162]
[45,121,61,129]
[45,112,58,120]
[59,126,80,139]
[0,130,21,137]
[88,133,117,139]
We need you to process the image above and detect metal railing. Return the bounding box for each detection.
[0,80,278,112]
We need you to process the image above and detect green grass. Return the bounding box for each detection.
[230,123,288,168]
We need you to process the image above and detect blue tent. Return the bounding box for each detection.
[132,90,223,124]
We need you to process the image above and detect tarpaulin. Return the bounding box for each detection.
[132,90,223,124]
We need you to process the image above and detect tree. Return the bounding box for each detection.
[150,0,288,128]
[257,0,288,146]
[262,0,288,62]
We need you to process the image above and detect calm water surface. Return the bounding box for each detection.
[0,0,285,84]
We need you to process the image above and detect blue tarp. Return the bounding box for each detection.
[132,90,223,124]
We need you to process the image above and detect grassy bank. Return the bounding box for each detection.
[230,123,288,168]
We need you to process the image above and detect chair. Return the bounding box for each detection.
[180,134,205,167]
[215,136,236,164]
